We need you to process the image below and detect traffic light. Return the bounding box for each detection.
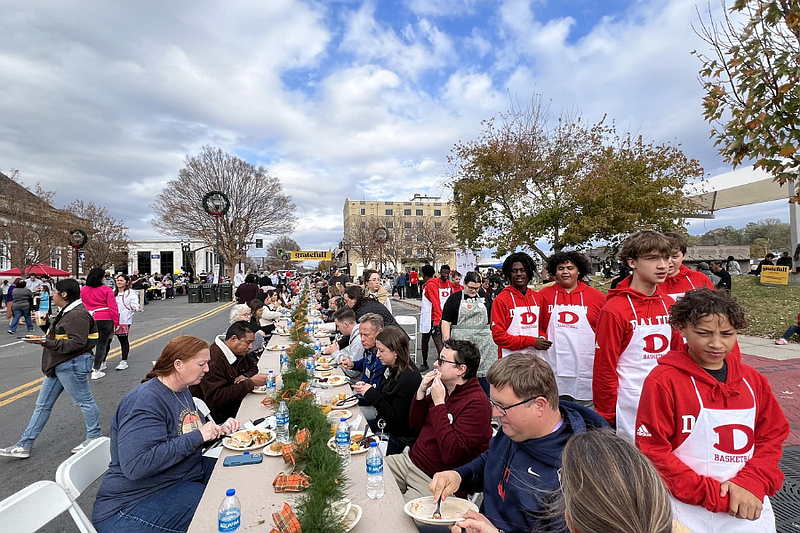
[277,248,285,258]
[255,239,263,249]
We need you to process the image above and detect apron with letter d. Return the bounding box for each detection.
[671,377,775,533]
[450,293,498,378]
[543,292,595,401]
[500,292,540,358]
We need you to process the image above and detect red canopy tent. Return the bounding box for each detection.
[0,263,72,277]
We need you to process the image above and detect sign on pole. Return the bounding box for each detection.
[456,250,477,274]
[760,265,790,285]
[289,251,332,261]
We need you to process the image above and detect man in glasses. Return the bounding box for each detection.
[430,353,606,533]
[386,339,492,502]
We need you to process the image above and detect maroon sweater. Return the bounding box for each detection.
[408,376,493,478]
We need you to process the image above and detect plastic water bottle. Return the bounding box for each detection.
[280,351,289,374]
[335,417,351,467]
[366,441,385,499]
[266,370,276,399]
[276,401,290,443]
[218,488,241,532]
[306,356,315,378]
[315,338,321,351]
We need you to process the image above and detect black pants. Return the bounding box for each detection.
[396,285,405,298]
[420,323,443,365]
[93,320,115,370]
[116,334,130,360]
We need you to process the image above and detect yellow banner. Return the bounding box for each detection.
[289,250,331,261]
[760,265,790,285]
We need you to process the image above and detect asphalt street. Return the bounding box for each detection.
[0,296,235,532]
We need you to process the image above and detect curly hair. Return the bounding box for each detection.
[501,252,537,283]
[546,252,591,279]
[669,287,748,330]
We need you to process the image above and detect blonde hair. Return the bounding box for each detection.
[559,429,673,533]
[485,353,559,408]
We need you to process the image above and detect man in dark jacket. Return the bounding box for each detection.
[710,260,732,291]
[189,321,266,422]
[387,339,492,502]
[430,353,607,533]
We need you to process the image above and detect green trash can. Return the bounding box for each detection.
[187,284,202,303]
[201,284,217,303]
[218,283,233,302]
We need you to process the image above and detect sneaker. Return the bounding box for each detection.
[99,362,107,371]
[418,363,430,372]
[91,370,105,380]
[0,445,30,459]
[116,361,128,371]
[7,330,12,334]
[775,338,789,345]
[71,439,99,454]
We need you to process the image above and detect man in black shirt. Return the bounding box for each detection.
[710,260,732,291]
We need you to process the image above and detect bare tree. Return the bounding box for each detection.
[265,236,300,271]
[65,200,130,269]
[346,218,380,270]
[383,213,409,272]
[415,218,456,267]
[151,146,297,275]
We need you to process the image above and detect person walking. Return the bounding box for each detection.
[8,279,35,334]
[113,275,140,371]
[0,278,101,458]
[82,267,119,380]
[395,271,406,299]
[5,278,16,320]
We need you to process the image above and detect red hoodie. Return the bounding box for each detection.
[636,344,789,514]
[593,280,682,430]
[538,282,606,335]
[422,277,456,326]
[490,285,543,358]
[663,264,716,300]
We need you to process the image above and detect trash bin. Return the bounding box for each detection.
[201,284,217,303]
[218,283,233,302]
[187,284,202,303]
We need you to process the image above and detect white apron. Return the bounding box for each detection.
[500,292,540,358]
[616,295,671,440]
[671,377,775,533]
[668,277,696,301]
[438,286,452,310]
[543,292,595,401]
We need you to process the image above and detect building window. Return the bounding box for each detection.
[415,209,424,216]
[417,235,425,242]
[385,221,394,229]
[417,249,425,257]
[403,209,411,216]
[404,202,412,205]
[360,201,366,205]
[435,222,442,229]
[405,235,413,242]
[416,222,424,228]
[434,202,442,206]
[434,209,442,217]
[385,209,394,216]
[385,201,394,205]
[415,202,423,206]
[406,248,413,256]
[360,221,366,228]
[404,222,412,229]
[360,208,366,216]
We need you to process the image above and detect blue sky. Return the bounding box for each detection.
[0,0,782,255]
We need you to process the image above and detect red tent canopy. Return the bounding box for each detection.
[0,263,72,277]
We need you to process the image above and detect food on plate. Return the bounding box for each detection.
[319,370,332,377]
[338,392,347,401]
[268,442,284,454]
[227,430,273,449]
[318,363,332,370]
[329,376,346,386]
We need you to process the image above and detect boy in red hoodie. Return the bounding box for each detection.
[593,230,682,440]
[662,232,715,300]
[420,264,456,371]
[636,288,788,532]
[490,252,552,358]
[538,251,606,407]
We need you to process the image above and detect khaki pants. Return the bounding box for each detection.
[386,447,434,503]
[136,289,145,311]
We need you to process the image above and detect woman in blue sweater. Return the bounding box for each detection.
[92,336,240,533]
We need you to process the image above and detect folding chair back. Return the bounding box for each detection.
[0,480,76,533]
[395,315,419,363]
[55,436,110,533]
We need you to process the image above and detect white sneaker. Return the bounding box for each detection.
[0,445,30,459]
[99,362,107,371]
[71,438,99,454]
[775,338,789,345]
[91,370,105,380]
[116,361,128,371]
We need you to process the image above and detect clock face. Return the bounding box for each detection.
[69,229,88,247]
[373,227,388,243]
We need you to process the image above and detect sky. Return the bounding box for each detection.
[0,0,786,255]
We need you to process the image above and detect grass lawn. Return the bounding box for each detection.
[592,274,798,339]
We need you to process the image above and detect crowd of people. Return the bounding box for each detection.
[0,231,792,533]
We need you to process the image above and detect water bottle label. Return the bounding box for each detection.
[219,514,240,532]
[336,432,350,446]
[366,460,383,475]
[276,413,288,424]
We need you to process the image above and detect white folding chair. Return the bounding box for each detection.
[193,397,215,424]
[395,315,419,363]
[55,436,110,533]
[0,480,85,533]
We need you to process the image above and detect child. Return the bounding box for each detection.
[636,288,788,532]
[775,310,800,345]
[662,232,716,300]
[593,230,682,440]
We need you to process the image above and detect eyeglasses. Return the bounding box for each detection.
[465,284,481,291]
[435,356,462,367]
[489,396,538,416]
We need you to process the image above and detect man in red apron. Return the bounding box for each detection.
[594,231,682,440]
[539,252,605,407]
[662,232,716,300]
[490,252,551,359]
[420,265,455,371]
[637,288,788,532]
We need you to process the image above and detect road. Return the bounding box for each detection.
[0,297,235,532]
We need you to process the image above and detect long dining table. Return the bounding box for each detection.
[187,330,420,533]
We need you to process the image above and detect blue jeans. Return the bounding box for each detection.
[9,307,34,332]
[16,353,101,449]
[783,325,800,340]
[94,457,216,533]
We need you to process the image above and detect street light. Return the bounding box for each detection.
[341,240,352,279]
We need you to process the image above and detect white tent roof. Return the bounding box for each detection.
[687,166,795,212]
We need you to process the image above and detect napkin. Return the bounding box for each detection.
[349,414,363,431]
[273,471,310,493]
[269,503,303,533]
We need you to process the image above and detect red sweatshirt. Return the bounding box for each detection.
[538,282,606,336]
[636,344,789,513]
[663,264,715,300]
[490,285,543,357]
[422,277,456,326]
[593,281,682,426]
[408,376,493,477]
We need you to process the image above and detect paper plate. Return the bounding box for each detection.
[343,503,362,531]
[326,432,370,455]
[403,496,479,525]
[222,430,275,452]
[264,441,285,456]
[328,409,352,420]
[332,398,358,409]
[267,344,290,351]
